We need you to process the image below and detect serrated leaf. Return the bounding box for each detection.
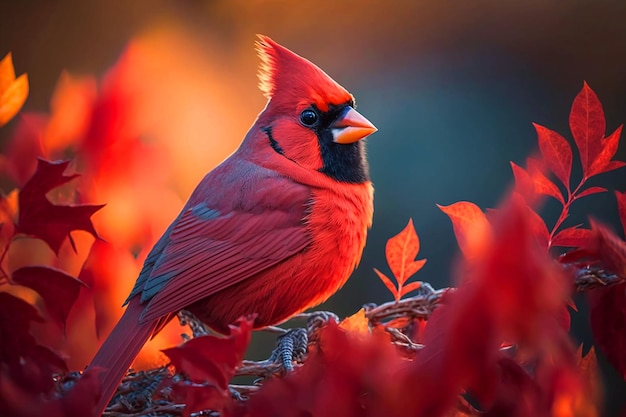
[569,82,605,178]
[576,186,607,199]
[438,201,491,259]
[15,159,104,254]
[587,125,624,177]
[534,123,572,188]
[374,267,400,301]
[12,266,86,330]
[162,315,253,389]
[551,227,593,248]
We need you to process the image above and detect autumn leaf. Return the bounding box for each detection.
[576,186,607,199]
[163,315,253,387]
[588,282,626,381]
[245,321,398,417]
[0,292,67,394]
[0,53,29,127]
[568,82,625,180]
[587,125,626,177]
[551,226,593,248]
[534,123,572,188]
[570,82,605,178]
[400,195,575,416]
[373,218,426,301]
[162,316,253,416]
[438,201,492,259]
[12,266,86,330]
[576,345,600,399]
[339,308,370,335]
[15,158,104,254]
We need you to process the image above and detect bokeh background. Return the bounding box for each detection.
[1,0,626,414]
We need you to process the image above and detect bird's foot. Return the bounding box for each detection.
[268,328,308,372]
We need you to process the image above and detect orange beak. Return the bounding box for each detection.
[331,107,377,144]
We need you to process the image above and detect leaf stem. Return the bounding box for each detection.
[548,177,586,248]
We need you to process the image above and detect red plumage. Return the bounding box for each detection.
[86,35,377,415]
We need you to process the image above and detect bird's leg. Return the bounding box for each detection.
[268,328,308,372]
[177,309,211,340]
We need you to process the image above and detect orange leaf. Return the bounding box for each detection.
[339,308,370,335]
[0,73,29,127]
[385,218,422,283]
[373,268,399,301]
[400,280,423,297]
[0,53,28,127]
[0,52,16,93]
[438,201,492,259]
[534,123,572,188]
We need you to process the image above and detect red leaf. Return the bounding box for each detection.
[588,125,624,177]
[171,382,228,417]
[15,159,104,254]
[373,268,399,301]
[245,321,399,417]
[12,266,86,330]
[522,202,550,250]
[534,123,572,188]
[588,282,626,380]
[438,201,491,259]
[162,315,253,389]
[532,172,565,204]
[3,113,46,185]
[603,160,626,173]
[510,162,534,199]
[402,196,571,415]
[569,82,605,178]
[576,186,607,199]
[551,226,592,248]
[616,191,626,238]
[0,292,67,394]
[0,292,42,364]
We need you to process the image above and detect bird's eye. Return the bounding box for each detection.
[299,109,318,126]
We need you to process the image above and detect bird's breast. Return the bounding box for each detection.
[187,181,374,332]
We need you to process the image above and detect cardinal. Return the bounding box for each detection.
[88,35,377,415]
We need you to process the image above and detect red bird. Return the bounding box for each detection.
[88,35,376,414]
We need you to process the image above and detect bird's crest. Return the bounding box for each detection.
[255,35,353,111]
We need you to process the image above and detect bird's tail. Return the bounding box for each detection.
[87,298,157,417]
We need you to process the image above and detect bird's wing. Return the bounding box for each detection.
[136,172,312,323]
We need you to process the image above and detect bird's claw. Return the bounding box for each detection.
[268,328,308,372]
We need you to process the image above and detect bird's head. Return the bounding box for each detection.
[247,35,377,184]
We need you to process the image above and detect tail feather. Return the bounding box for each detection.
[88,298,157,417]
